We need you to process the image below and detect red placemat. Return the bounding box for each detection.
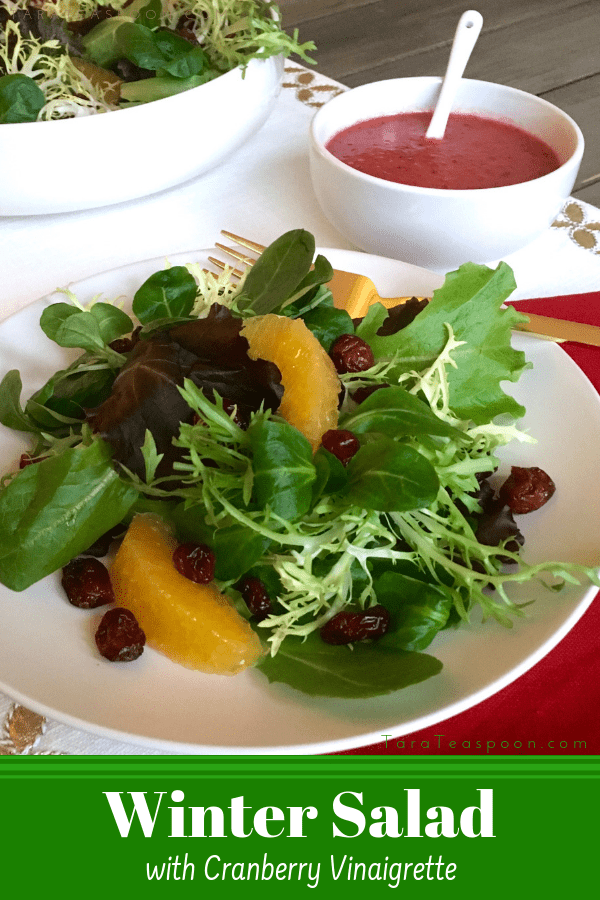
[340,292,600,756]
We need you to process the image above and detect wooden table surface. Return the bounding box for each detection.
[280,0,600,205]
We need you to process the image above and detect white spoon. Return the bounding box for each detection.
[425,10,484,140]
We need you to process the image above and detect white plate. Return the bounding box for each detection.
[0,249,599,755]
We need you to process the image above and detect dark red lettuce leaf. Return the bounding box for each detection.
[352,297,428,334]
[376,297,430,335]
[474,497,525,561]
[87,306,283,480]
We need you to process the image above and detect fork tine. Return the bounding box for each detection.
[221,231,267,254]
[207,256,246,279]
[214,241,257,267]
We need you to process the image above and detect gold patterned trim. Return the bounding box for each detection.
[0,703,59,756]
[552,200,600,254]
[283,65,345,108]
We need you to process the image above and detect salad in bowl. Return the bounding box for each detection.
[0,0,314,119]
[1,230,598,701]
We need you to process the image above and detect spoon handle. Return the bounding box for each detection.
[426,10,484,140]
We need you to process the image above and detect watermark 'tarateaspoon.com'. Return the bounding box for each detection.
[380,734,587,754]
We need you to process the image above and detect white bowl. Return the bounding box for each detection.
[309,77,584,270]
[0,55,284,216]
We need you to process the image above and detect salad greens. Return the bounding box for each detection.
[0,1,315,121]
[1,229,599,699]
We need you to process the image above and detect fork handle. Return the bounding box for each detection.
[514,313,600,346]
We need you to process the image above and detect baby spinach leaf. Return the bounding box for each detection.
[40,303,86,344]
[115,23,198,74]
[212,526,271,582]
[132,266,198,324]
[248,419,316,520]
[301,304,354,352]
[161,45,208,78]
[311,446,348,505]
[172,502,271,581]
[255,631,442,698]
[281,283,334,321]
[28,363,115,421]
[81,17,133,68]
[0,74,45,124]
[285,253,334,307]
[152,27,196,60]
[239,230,316,315]
[0,440,137,591]
[345,438,439,511]
[135,0,162,29]
[40,302,132,352]
[90,304,135,343]
[114,21,167,69]
[23,400,80,431]
[373,570,453,651]
[341,385,462,438]
[0,370,41,433]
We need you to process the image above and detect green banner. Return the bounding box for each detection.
[1,756,596,895]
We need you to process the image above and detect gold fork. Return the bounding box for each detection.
[212,231,600,346]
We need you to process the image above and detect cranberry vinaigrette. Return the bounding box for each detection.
[325,111,561,190]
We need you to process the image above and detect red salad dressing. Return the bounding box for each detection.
[326,111,561,190]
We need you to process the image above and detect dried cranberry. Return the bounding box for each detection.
[330,334,375,374]
[321,429,360,466]
[109,327,141,355]
[61,558,115,609]
[351,383,389,405]
[173,543,216,584]
[320,605,390,644]
[95,607,146,662]
[109,336,134,354]
[19,453,46,468]
[498,466,556,514]
[238,576,273,621]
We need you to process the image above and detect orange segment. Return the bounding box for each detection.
[111,514,263,675]
[242,314,340,451]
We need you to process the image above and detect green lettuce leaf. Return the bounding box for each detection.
[357,262,530,424]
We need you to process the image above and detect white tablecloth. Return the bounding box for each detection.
[1,64,600,755]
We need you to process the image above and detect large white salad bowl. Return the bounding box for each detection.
[0,54,284,216]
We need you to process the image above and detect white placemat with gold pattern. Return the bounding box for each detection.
[1,65,599,755]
